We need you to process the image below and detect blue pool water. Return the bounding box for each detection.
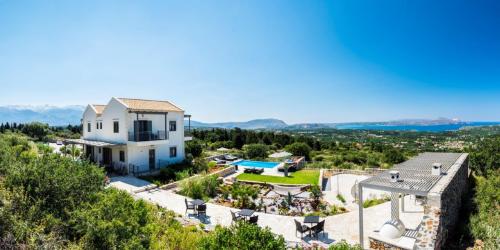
[230,160,279,168]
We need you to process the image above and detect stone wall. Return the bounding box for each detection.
[322,168,386,177]
[369,238,406,250]
[414,154,469,250]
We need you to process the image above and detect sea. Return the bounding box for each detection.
[335,122,500,132]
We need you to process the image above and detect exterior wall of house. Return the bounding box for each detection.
[100,98,128,144]
[82,106,98,140]
[81,98,186,173]
[127,143,185,173]
[125,109,185,173]
[125,111,185,142]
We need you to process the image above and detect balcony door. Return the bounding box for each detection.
[134,120,152,141]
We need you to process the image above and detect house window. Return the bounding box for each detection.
[100,122,103,129]
[119,151,125,162]
[113,121,119,133]
[87,122,91,132]
[169,147,177,158]
[96,122,99,129]
[98,148,101,154]
[169,121,177,131]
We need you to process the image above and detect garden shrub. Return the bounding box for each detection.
[175,169,191,181]
[208,161,217,169]
[314,155,324,161]
[362,196,390,208]
[337,194,346,203]
[328,240,363,250]
[179,174,220,200]
[330,204,347,215]
[309,185,323,210]
[230,182,259,208]
[285,142,312,160]
[243,143,268,159]
[199,222,286,250]
[470,171,500,249]
[185,139,203,157]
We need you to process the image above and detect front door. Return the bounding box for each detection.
[103,147,112,166]
[149,149,155,170]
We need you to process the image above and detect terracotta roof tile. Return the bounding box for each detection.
[117,98,183,112]
[91,104,106,115]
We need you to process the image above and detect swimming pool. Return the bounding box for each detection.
[230,160,279,169]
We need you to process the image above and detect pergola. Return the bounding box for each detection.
[357,152,463,247]
[65,138,125,147]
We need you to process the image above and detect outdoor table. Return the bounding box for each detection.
[303,215,320,236]
[238,209,255,220]
[191,199,205,206]
[191,199,205,212]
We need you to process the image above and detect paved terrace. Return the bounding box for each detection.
[110,176,424,248]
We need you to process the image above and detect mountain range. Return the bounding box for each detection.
[188,119,288,129]
[188,117,483,130]
[0,105,85,126]
[0,105,498,131]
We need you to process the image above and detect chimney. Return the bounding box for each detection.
[389,170,400,183]
[432,163,442,176]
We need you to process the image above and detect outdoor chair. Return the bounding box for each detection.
[185,198,195,214]
[294,219,310,238]
[311,220,325,238]
[231,210,243,224]
[248,215,259,224]
[196,204,207,217]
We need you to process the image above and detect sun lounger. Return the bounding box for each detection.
[243,168,264,174]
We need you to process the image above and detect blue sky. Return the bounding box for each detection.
[0,0,499,123]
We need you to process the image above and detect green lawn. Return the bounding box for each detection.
[236,169,320,185]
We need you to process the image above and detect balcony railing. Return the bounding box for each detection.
[184,130,193,141]
[128,130,167,142]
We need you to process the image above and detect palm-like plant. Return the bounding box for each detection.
[309,185,323,210]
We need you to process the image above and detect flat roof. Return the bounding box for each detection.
[65,138,125,147]
[359,152,465,196]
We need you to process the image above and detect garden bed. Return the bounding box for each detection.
[211,181,348,217]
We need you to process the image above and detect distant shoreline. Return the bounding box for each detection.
[334,122,500,132]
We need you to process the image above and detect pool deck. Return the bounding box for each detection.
[231,160,285,177]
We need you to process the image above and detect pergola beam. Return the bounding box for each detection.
[359,182,429,197]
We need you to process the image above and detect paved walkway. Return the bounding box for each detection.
[110,176,424,248]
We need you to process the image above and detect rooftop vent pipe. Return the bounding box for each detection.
[432,163,442,176]
[389,170,401,183]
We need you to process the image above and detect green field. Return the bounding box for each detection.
[236,169,320,185]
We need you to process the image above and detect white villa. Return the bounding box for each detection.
[68,97,192,174]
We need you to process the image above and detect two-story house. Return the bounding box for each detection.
[68,97,192,175]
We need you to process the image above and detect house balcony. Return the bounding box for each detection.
[128,130,168,142]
